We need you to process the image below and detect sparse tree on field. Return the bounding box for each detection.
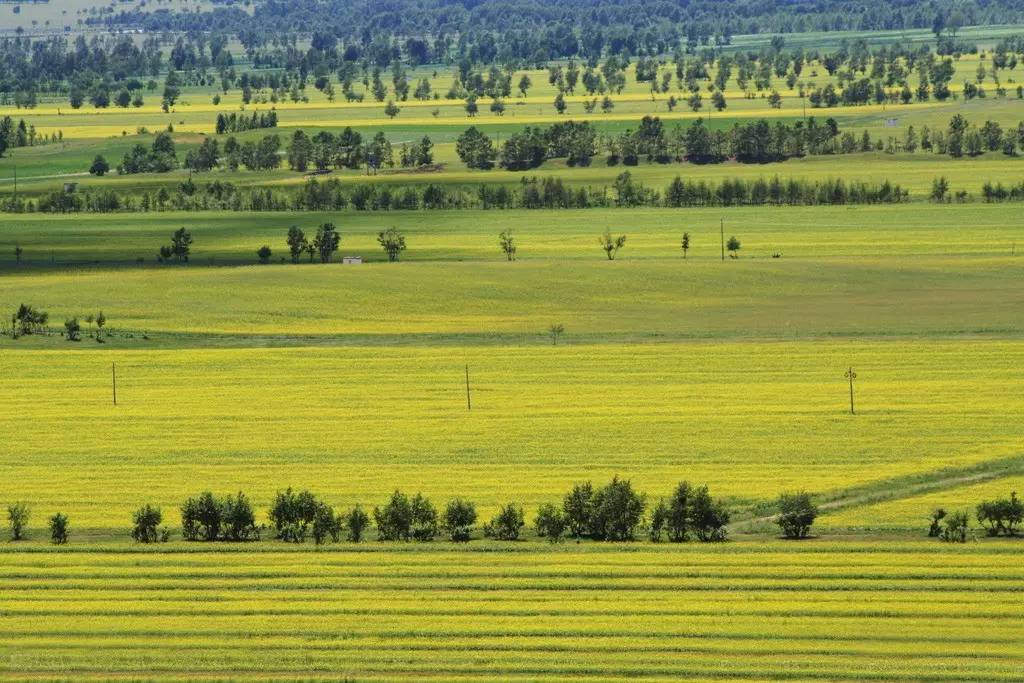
[484,503,525,541]
[499,230,517,261]
[649,499,668,541]
[548,323,564,346]
[681,232,691,259]
[89,155,110,176]
[689,485,730,542]
[269,488,319,542]
[49,512,69,545]
[286,226,308,263]
[345,506,370,542]
[776,491,818,539]
[534,503,566,543]
[667,481,691,542]
[375,490,414,541]
[14,245,22,264]
[311,502,343,545]
[410,493,439,541]
[168,227,192,263]
[384,100,400,118]
[563,482,594,537]
[554,92,567,114]
[95,311,106,338]
[131,504,165,543]
[313,223,340,263]
[7,502,30,541]
[518,74,532,97]
[257,245,273,264]
[13,303,48,336]
[599,230,627,260]
[378,227,407,262]
[443,498,478,542]
[64,317,81,341]
[726,235,741,258]
[588,476,646,541]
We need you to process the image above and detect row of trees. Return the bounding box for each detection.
[25,172,913,216]
[286,129,433,172]
[105,112,1024,178]
[279,224,407,263]
[6,480,820,545]
[456,117,850,170]
[214,111,278,135]
[96,0,1024,69]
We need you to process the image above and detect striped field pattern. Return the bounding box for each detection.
[0,542,1022,680]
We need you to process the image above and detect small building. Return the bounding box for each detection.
[342,256,363,265]
[63,182,78,194]
[885,118,898,127]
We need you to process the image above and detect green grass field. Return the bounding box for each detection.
[1,542,1023,680]
[3,20,1024,680]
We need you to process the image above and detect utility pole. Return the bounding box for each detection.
[465,364,471,411]
[720,218,725,261]
[844,367,857,415]
[112,362,117,406]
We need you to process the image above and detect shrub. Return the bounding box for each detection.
[777,491,818,539]
[345,506,370,542]
[484,503,525,541]
[927,508,947,537]
[534,503,565,543]
[131,504,165,543]
[375,490,413,541]
[443,498,477,542]
[49,512,70,545]
[7,502,30,541]
[940,510,970,543]
[589,476,645,541]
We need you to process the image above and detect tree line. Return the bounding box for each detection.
[96,0,1024,71]
[4,478,826,545]
[14,173,915,216]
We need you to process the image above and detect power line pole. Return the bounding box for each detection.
[844,367,857,415]
[720,218,725,261]
[112,362,117,406]
[465,364,471,411]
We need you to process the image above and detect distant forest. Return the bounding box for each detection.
[101,0,1024,61]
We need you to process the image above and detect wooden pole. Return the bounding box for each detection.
[720,218,725,261]
[845,366,856,415]
[465,364,471,411]
[112,362,117,406]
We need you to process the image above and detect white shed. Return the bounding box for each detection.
[342,256,363,264]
